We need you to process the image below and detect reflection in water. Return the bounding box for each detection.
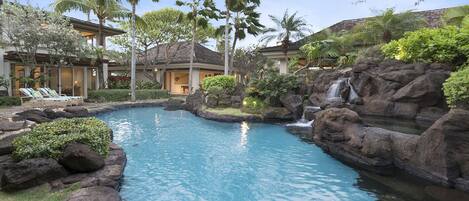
[240,122,249,147]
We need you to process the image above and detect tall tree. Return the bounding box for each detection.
[360,8,425,44]
[53,0,130,89]
[176,0,218,93]
[221,0,262,74]
[127,0,159,102]
[261,10,309,69]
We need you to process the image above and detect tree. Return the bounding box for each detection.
[226,0,263,70]
[443,5,469,29]
[359,8,426,44]
[176,0,218,93]
[127,0,159,101]
[53,0,130,89]
[261,10,309,68]
[232,46,268,85]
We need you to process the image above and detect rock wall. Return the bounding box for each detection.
[307,59,452,121]
[310,107,469,192]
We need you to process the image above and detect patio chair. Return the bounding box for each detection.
[39,88,83,105]
[19,88,71,107]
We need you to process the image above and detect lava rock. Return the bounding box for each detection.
[392,72,449,107]
[303,106,322,120]
[64,106,90,117]
[164,98,185,111]
[0,120,26,132]
[205,94,218,108]
[59,143,104,173]
[185,89,204,113]
[262,107,293,120]
[67,186,122,201]
[280,94,303,119]
[12,109,51,123]
[0,133,25,155]
[230,96,242,108]
[1,158,68,191]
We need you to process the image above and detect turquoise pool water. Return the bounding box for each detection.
[97,107,411,201]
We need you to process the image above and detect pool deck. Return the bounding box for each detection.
[0,99,171,119]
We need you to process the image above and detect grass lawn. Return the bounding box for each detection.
[205,107,259,117]
[0,183,79,201]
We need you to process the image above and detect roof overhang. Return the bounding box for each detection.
[69,18,125,37]
[261,50,299,59]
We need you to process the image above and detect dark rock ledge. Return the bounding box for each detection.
[308,107,469,193]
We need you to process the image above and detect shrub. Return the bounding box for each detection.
[87,89,169,102]
[381,26,468,65]
[108,76,130,89]
[443,65,469,108]
[202,75,236,94]
[12,118,112,160]
[0,96,21,106]
[249,70,299,106]
[241,96,267,114]
[136,80,161,89]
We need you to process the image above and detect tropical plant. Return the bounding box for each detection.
[13,118,112,160]
[261,10,310,72]
[176,0,219,93]
[359,8,426,44]
[443,5,469,29]
[443,65,469,108]
[232,46,268,85]
[381,26,468,65]
[241,96,266,114]
[300,39,340,69]
[53,0,131,89]
[221,0,263,73]
[202,75,236,94]
[0,76,9,89]
[249,69,299,106]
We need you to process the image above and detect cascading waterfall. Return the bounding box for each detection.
[325,78,361,104]
[347,78,360,104]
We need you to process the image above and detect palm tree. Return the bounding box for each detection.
[443,5,469,29]
[53,0,130,89]
[361,8,425,44]
[261,10,309,69]
[126,0,159,101]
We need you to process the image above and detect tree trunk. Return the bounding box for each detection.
[130,3,137,102]
[188,5,197,94]
[97,18,105,89]
[224,9,230,75]
[229,35,238,70]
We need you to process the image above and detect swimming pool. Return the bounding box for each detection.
[97,107,437,201]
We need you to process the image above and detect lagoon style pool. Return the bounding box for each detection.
[97,107,449,201]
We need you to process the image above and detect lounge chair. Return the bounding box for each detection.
[39,88,83,105]
[19,88,71,107]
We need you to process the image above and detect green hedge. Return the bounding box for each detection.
[87,89,170,102]
[12,118,112,161]
[443,65,469,108]
[202,75,236,94]
[0,96,21,106]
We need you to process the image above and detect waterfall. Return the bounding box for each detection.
[326,78,347,102]
[347,78,359,104]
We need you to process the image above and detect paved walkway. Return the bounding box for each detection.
[0,99,171,119]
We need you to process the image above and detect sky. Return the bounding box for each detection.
[15,0,469,50]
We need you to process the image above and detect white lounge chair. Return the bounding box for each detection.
[19,88,71,107]
[39,88,83,105]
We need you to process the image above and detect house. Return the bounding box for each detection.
[0,2,125,98]
[108,42,225,95]
[260,7,451,74]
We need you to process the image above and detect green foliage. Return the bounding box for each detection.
[0,76,9,88]
[443,65,469,108]
[202,75,236,94]
[381,26,468,65]
[136,80,161,89]
[0,183,80,201]
[241,96,266,114]
[0,97,21,107]
[87,89,169,102]
[12,118,111,161]
[249,70,299,105]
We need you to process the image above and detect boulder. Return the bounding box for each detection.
[303,106,322,120]
[0,133,25,155]
[12,109,51,123]
[164,98,185,111]
[0,120,25,132]
[262,107,293,121]
[63,106,90,117]
[280,94,303,119]
[1,158,68,191]
[67,186,122,201]
[392,72,449,107]
[312,108,361,142]
[416,107,448,123]
[205,94,218,108]
[59,143,105,173]
[360,127,392,160]
[185,89,204,113]
[230,96,242,108]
